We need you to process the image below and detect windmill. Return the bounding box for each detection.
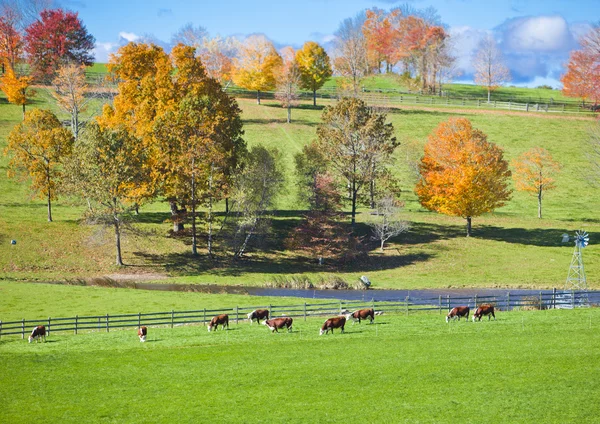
[562,230,589,293]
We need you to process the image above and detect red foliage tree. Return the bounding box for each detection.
[0,7,24,71]
[24,9,95,81]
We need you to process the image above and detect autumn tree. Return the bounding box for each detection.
[275,46,301,123]
[512,147,560,219]
[561,25,600,104]
[0,7,24,71]
[51,63,91,139]
[5,108,73,222]
[362,9,401,73]
[225,146,284,259]
[472,35,511,102]
[333,13,368,95]
[294,141,328,208]
[316,97,398,226]
[63,123,151,266]
[0,63,35,119]
[232,35,282,104]
[368,195,409,252]
[416,118,511,236]
[24,9,95,81]
[170,22,208,47]
[295,41,332,106]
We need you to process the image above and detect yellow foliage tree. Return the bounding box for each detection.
[5,109,74,222]
[512,147,560,219]
[415,118,511,236]
[0,63,35,120]
[232,35,282,104]
[295,41,332,106]
[51,63,90,140]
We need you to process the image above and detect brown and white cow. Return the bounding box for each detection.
[320,316,346,335]
[345,308,375,324]
[207,314,229,331]
[262,317,293,333]
[28,325,46,343]
[247,309,269,325]
[473,304,496,321]
[446,306,470,322]
[138,326,147,342]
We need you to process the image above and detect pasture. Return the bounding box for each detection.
[1,307,599,423]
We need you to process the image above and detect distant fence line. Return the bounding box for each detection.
[0,289,593,340]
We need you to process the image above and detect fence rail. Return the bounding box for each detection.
[0,290,592,339]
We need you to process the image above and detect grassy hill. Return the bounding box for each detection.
[1,83,599,289]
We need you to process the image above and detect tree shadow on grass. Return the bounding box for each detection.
[386,108,472,118]
[477,225,600,247]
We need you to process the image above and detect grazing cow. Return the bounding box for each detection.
[446,306,470,322]
[320,316,346,335]
[138,326,147,342]
[207,314,229,332]
[262,317,293,333]
[345,308,375,324]
[28,325,46,343]
[247,309,269,325]
[473,304,496,321]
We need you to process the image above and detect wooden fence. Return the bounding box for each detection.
[0,290,592,340]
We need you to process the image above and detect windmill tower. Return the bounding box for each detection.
[563,230,589,294]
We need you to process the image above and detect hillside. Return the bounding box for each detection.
[0,86,599,290]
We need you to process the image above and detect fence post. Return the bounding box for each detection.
[47,317,51,337]
[339,301,343,314]
[106,314,109,332]
[572,290,575,308]
[405,296,409,316]
[446,295,450,311]
[474,294,478,309]
[507,292,510,311]
[269,304,272,318]
[138,312,141,328]
[304,302,307,321]
[203,309,206,326]
[171,310,174,328]
[494,100,497,108]
[477,99,480,107]
[526,103,529,112]
[552,288,557,309]
[509,101,511,110]
[439,295,442,314]
[22,319,25,339]
[75,315,78,335]
[0,320,2,339]
[236,306,239,324]
[539,291,543,310]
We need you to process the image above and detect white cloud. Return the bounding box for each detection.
[500,15,575,52]
[119,32,141,43]
[93,42,117,63]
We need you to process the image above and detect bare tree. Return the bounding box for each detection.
[472,35,511,102]
[275,46,301,123]
[333,13,368,96]
[0,0,53,30]
[171,22,208,47]
[368,195,410,252]
[51,64,92,140]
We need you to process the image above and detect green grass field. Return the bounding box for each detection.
[1,307,599,423]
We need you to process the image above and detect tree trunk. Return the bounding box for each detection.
[538,187,543,219]
[207,165,214,258]
[191,160,198,256]
[114,208,123,266]
[287,106,291,123]
[487,88,491,103]
[313,89,317,107]
[46,170,52,222]
[225,197,229,214]
[466,216,472,237]
[257,90,261,105]
[351,180,357,227]
[170,201,184,232]
[380,239,385,252]
[370,179,375,209]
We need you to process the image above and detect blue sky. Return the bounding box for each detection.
[61,0,599,87]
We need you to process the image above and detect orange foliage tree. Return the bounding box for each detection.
[0,63,34,119]
[512,147,560,219]
[0,7,24,71]
[362,9,401,73]
[415,118,511,236]
[562,25,600,105]
[5,109,74,222]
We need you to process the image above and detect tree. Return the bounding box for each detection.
[562,25,600,104]
[294,141,328,208]
[232,35,282,105]
[51,63,91,139]
[225,146,284,259]
[512,147,560,219]
[295,41,332,106]
[170,22,208,47]
[5,108,73,222]
[63,123,151,266]
[316,97,398,226]
[368,195,410,252]
[0,63,35,119]
[275,46,301,123]
[24,8,95,81]
[0,7,24,71]
[362,9,401,73]
[472,35,511,102]
[415,118,511,237]
[333,13,368,95]
[197,36,237,88]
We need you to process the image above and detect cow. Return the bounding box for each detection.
[320,316,346,335]
[473,304,496,321]
[207,314,229,332]
[446,306,470,322]
[262,317,293,333]
[138,326,147,342]
[247,309,269,325]
[345,308,375,324]
[28,325,46,343]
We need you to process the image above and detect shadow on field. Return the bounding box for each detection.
[477,225,596,247]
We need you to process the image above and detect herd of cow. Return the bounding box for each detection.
[26,304,496,344]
